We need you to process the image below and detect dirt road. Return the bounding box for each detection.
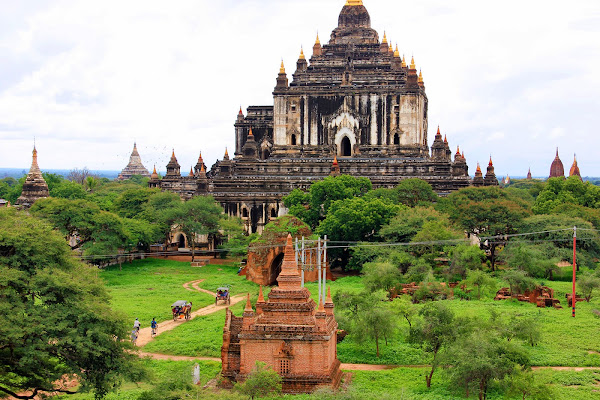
[135,293,245,347]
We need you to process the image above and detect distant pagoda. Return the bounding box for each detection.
[15,145,49,208]
[117,142,150,180]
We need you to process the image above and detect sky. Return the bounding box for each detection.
[0,0,599,178]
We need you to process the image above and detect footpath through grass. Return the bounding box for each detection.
[100,258,257,326]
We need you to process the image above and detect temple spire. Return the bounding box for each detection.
[280,60,286,74]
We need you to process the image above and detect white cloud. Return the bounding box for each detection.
[0,0,599,177]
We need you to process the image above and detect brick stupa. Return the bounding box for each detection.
[221,234,341,393]
[117,142,150,180]
[15,145,49,208]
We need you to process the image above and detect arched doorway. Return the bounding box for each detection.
[268,253,284,285]
[291,134,297,145]
[341,136,352,156]
[394,133,400,145]
[177,234,186,249]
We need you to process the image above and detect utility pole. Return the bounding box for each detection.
[323,235,327,299]
[572,226,577,317]
[318,237,322,305]
[301,236,305,287]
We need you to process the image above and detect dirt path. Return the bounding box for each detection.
[182,279,215,296]
[135,294,245,347]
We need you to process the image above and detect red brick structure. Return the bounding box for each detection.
[550,148,565,178]
[221,234,341,393]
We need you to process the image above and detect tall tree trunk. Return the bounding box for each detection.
[375,335,380,358]
[191,240,195,262]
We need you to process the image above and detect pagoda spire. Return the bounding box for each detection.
[280,60,286,74]
[277,234,302,289]
[257,285,265,303]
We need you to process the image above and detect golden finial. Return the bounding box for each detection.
[279,60,285,74]
[200,163,205,173]
[333,155,338,165]
[171,149,175,158]
[345,0,363,5]
[315,32,320,45]
[401,55,407,68]
[153,165,157,174]
[382,31,387,44]
[189,167,194,177]
[456,146,461,155]
[388,42,393,53]
[393,44,400,58]
[489,156,493,166]
[418,69,424,83]
[476,163,481,173]
[248,127,254,137]
[224,147,229,159]
[437,125,441,136]
[299,47,305,60]
[410,56,416,69]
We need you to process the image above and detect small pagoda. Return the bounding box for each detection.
[15,145,49,208]
[221,234,341,393]
[117,142,150,180]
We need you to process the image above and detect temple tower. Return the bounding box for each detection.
[222,234,341,393]
[569,155,581,180]
[549,148,565,178]
[117,142,150,180]
[15,145,49,208]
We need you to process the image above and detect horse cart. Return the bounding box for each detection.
[171,300,192,321]
[215,287,230,305]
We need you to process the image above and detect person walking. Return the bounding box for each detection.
[133,317,140,332]
[150,318,158,337]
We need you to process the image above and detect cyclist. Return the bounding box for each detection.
[151,318,158,337]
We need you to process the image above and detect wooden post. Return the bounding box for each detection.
[572,226,577,317]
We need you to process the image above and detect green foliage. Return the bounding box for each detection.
[409,302,457,387]
[410,220,462,259]
[438,186,532,269]
[506,368,554,400]
[503,270,538,295]
[379,206,443,243]
[394,178,438,207]
[334,289,398,357]
[51,179,88,199]
[0,176,23,204]
[362,261,402,294]
[463,269,498,300]
[445,244,487,281]
[502,242,560,279]
[578,271,600,301]
[234,361,282,399]
[0,209,146,399]
[444,328,530,400]
[534,176,600,214]
[173,196,223,261]
[283,175,372,229]
[113,188,158,218]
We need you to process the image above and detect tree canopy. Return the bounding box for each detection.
[0,209,145,399]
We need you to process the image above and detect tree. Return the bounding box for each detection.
[67,167,96,185]
[394,178,438,207]
[0,208,145,399]
[235,361,282,399]
[501,242,559,279]
[534,176,600,214]
[438,186,532,270]
[362,261,402,295]
[578,271,600,302]
[112,188,158,219]
[410,220,462,259]
[379,206,444,243]
[50,180,88,199]
[444,329,529,400]
[463,269,497,300]
[409,302,457,388]
[316,197,400,269]
[506,368,553,400]
[173,196,223,261]
[445,244,487,281]
[391,295,417,328]
[283,175,372,229]
[503,270,537,295]
[333,290,397,357]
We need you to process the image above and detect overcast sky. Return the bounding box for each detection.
[1,0,599,178]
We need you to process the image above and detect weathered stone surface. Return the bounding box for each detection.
[117,143,150,180]
[153,1,488,233]
[15,146,49,208]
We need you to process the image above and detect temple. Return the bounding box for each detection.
[117,143,151,180]
[549,148,565,178]
[15,145,49,208]
[221,234,341,393]
[151,0,496,233]
[569,155,581,180]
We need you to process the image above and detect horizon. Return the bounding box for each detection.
[0,0,598,176]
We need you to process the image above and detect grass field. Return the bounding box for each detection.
[100,259,257,324]
[82,258,600,399]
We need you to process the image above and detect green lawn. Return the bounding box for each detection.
[100,258,257,325]
[91,259,600,399]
